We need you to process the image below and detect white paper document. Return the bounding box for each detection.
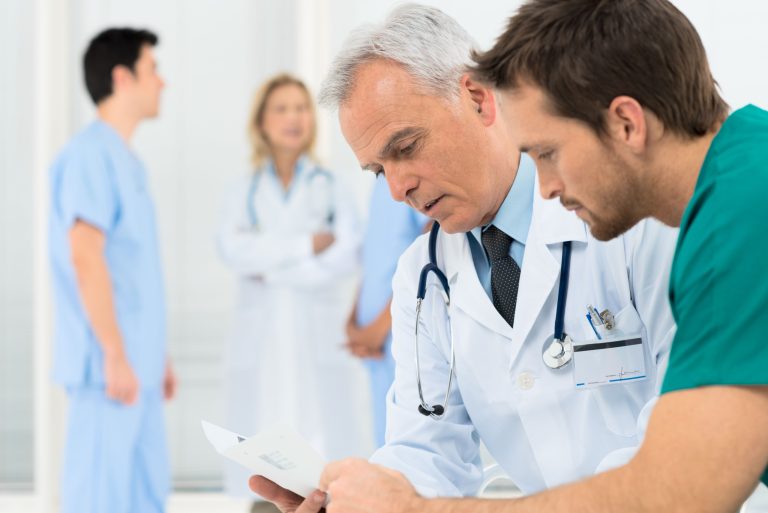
[201,420,325,498]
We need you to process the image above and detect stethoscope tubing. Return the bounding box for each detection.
[247,164,335,229]
[415,222,573,419]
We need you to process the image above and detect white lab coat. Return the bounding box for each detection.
[217,158,371,496]
[371,187,678,497]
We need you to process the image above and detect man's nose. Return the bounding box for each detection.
[538,168,563,200]
[385,163,418,203]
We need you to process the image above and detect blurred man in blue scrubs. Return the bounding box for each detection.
[49,28,174,513]
[345,176,429,447]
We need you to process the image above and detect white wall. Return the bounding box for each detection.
[673,0,768,110]
[0,0,36,490]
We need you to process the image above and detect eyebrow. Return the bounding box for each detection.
[361,127,425,171]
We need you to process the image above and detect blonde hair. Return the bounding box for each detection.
[248,73,317,168]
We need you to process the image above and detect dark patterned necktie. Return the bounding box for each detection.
[481,225,521,327]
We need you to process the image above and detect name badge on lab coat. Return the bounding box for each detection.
[573,334,647,389]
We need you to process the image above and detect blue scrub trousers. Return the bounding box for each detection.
[365,336,396,448]
[61,387,169,513]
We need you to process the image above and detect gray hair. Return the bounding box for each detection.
[318,4,477,108]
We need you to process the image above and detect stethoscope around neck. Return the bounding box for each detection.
[414,222,573,419]
[246,161,335,228]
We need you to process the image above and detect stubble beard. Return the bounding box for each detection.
[585,157,647,241]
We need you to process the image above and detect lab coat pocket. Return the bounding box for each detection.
[606,303,644,338]
[589,303,653,438]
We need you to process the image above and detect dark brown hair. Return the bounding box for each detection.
[472,0,728,138]
[84,27,158,105]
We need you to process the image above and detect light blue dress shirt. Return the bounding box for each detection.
[49,120,167,388]
[357,175,429,447]
[467,153,536,299]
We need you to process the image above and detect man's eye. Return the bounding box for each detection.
[538,150,554,160]
[373,167,385,178]
[399,141,417,156]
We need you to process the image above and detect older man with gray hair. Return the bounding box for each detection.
[251,4,677,511]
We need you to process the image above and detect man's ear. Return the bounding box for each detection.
[111,64,134,94]
[605,96,648,153]
[461,73,497,126]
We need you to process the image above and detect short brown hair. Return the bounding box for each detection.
[248,73,316,168]
[472,0,728,138]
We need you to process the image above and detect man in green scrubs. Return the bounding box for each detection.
[252,1,768,512]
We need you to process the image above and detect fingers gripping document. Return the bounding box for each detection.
[201,420,325,498]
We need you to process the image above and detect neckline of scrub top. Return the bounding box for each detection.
[93,118,132,151]
[91,119,146,173]
[692,104,760,187]
[674,104,760,242]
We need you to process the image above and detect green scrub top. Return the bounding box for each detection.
[661,104,768,485]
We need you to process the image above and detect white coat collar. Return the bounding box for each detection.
[508,178,588,366]
[443,234,514,339]
[437,176,588,368]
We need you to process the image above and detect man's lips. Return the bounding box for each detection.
[561,200,583,212]
[422,195,444,214]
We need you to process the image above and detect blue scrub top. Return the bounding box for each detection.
[49,120,166,389]
[356,175,429,326]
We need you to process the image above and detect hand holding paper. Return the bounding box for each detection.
[201,420,326,499]
[249,475,327,513]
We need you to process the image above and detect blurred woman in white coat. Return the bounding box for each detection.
[217,74,370,498]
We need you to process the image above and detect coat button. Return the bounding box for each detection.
[517,372,535,390]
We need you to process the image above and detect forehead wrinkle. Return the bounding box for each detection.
[377,127,424,159]
[343,72,431,166]
[346,108,392,149]
[350,111,415,162]
[345,69,429,133]
[357,121,415,170]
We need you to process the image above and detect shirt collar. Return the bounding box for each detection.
[264,155,310,178]
[469,153,536,244]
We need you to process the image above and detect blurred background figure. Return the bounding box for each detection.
[216,74,370,505]
[48,28,175,513]
[345,175,429,448]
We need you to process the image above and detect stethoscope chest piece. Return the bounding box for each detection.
[542,334,574,369]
